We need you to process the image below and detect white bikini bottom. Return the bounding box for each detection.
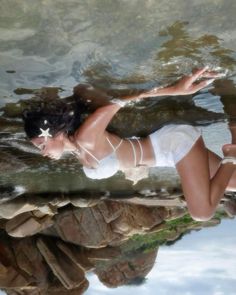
[149,124,201,167]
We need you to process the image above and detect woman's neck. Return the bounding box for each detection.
[63,134,77,152]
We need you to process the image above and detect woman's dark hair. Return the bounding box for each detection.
[22,99,88,139]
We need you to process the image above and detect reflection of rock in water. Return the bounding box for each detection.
[0,193,233,294]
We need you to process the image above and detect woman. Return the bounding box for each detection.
[23,68,236,221]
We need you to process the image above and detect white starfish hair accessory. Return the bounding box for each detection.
[38,128,52,141]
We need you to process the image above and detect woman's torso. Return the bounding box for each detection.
[74,130,156,170]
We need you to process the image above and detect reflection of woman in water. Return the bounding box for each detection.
[23,68,236,221]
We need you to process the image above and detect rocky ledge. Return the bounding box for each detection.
[0,190,235,294]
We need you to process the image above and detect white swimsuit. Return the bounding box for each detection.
[149,124,201,167]
[76,124,201,179]
[77,136,143,180]
[78,137,123,180]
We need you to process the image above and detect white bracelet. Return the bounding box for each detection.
[221,157,236,165]
[110,98,127,107]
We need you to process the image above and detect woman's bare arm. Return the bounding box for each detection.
[74,68,220,147]
[74,103,121,148]
[122,67,220,101]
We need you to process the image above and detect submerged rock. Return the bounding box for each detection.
[0,152,28,175]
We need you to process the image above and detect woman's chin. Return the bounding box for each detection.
[48,155,61,160]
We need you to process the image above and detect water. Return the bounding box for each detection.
[0,0,236,294]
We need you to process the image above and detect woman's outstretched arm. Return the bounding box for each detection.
[122,67,219,101]
[74,68,220,146]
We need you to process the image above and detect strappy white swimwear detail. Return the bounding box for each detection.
[135,138,143,165]
[77,137,123,180]
[127,138,143,166]
[127,139,137,166]
[75,134,144,179]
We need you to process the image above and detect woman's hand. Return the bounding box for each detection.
[144,67,224,98]
[169,67,223,96]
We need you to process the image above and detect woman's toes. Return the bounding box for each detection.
[222,144,236,157]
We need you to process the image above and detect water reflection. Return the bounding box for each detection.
[0,197,234,294]
[156,21,235,74]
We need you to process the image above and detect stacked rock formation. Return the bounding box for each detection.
[0,191,235,294]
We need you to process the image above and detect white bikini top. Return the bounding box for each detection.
[76,136,143,180]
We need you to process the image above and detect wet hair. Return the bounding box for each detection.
[22,99,88,139]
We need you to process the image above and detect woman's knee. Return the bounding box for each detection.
[189,207,215,222]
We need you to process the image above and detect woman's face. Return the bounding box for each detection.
[31,133,65,160]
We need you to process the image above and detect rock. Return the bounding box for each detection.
[96,201,123,223]
[95,249,158,288]
[3,280,89,295]
[0,263,29,289]
[117,196,185,207]
[70,198,100,208]
[85,247,122,261]
[36,238,88,290]
[0,237,46,289]
[166,207,187,220]
[52,201,169,248]
[110,204,167,236]
[0,234,89,295]
[6,211,54,237]
[56,241,94,272]
[45,279,89,295]
[223,199,236,217]
[13,238,49,287]
[54,206,120,248]
[0,196,57,219]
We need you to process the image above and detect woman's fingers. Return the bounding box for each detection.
[171,68,222,95]
[191,79,215,93]
[201,71,224,78]
[186,67,209,87]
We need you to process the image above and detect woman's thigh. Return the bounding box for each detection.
[175,137,212,217]
[207,149,222,178]
[207,149,236,191]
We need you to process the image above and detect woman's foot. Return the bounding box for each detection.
[222,144,236,157]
